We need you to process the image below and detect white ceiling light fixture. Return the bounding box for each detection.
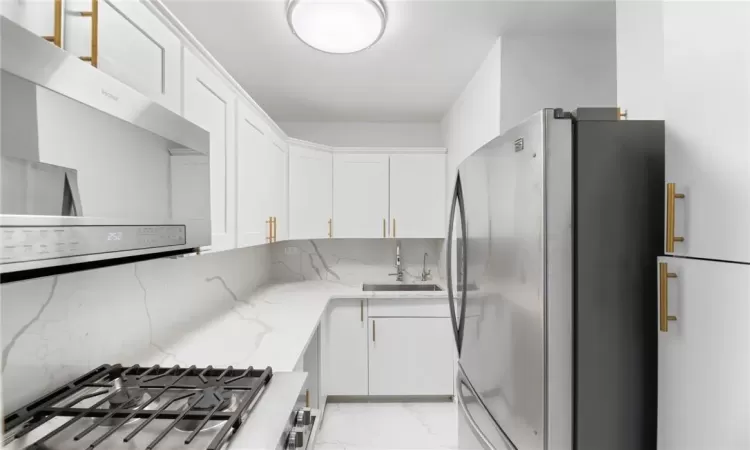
[286,0,387,54]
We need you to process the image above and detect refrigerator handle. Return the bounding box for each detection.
[456,371,498,450]
[456,173,468,353]
[446,174,462,354]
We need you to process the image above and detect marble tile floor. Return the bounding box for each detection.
[315,401,459,450]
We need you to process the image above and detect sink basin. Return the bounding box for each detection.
[362,284,443,292]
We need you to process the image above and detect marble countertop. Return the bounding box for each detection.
[138,280,448,373]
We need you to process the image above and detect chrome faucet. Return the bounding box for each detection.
[389,241,404,282]
[421,252,432,281]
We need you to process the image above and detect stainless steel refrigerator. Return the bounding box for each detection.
[447,108,665,450]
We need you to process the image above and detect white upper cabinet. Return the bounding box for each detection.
[236,101,271,247]
[333,153,390,238]
[657,257,749,450]
[267,136,289,243]
[389,153,446,238]
[289,142,333,240]
[183,49,237,252]
[64,0,182,113]
[1,0,61,44]
[663,2,750,264]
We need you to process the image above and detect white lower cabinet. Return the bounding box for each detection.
[322,299,369,396]
[368,317,454,396]
[657,257,750,450]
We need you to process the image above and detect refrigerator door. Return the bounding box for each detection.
[457,365,516,450]
[458,110,572,450]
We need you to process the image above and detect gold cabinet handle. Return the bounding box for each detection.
[659,262,678,332]
[76,0,99,67]
[265,216,273,242]
[392,218,396,238]
[272,216,277,242]
[666,183,685,253]
[43,0,63,47]
[372,319,376,342]
[382,219,386,238]
[360,299,364,322]
[305,389,310,408]
[328,218,333,238]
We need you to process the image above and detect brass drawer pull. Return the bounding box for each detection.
[328,218,332,238]
[659,262,678,332]
[372,320,376,342]
[272,217,277,242]
[43,0,63,47]
[382,219,386,238]
[666,183,685,252]
[360,299,363,322]
[266,217,273,242]
[392,218,396,238]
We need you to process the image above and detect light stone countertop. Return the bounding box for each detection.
[137,280,449,373]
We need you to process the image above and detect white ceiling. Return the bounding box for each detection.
[165,0,615,122]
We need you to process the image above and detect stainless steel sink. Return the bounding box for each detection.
[362,283,443,292]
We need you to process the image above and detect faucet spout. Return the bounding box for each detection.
[390,241,404,282]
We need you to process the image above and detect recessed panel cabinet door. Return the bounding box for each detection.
[1,0,62,45]
[268,139,288,243]
[333,154,389,238]
[663,1,750,263]
[289,144,332,240]
[368,317,454,396]
[657,257,750,450]
[64,0,181,113]
[389,153,446,238]
[236,102,270,247]
[322,299,368,396]
[183,49,237,252]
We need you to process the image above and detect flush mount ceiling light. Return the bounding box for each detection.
[286,0,387,54]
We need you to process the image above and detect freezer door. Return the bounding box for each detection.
[457,366,515,450]
[457,110,572,450]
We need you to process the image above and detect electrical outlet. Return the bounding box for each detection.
[285,247,300,255]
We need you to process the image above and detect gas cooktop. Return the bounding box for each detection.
[3,364,273,450]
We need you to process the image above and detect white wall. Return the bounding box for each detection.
[441,37,503,180]
[1,246,270,412]
[499,34,618,132]
[616,0,664,119]
[278,121,444,148]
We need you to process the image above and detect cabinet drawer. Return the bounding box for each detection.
[368,297,450,318]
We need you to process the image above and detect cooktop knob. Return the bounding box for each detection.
[287,429,304,449]
[296,408,311,427]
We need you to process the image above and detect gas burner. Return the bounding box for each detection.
[96,383,161,428]
[175,387,239,433]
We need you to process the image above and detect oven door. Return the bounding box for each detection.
[0,17,210,278]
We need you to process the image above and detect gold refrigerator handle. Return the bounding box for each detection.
[43,0,63,47]
[659,262,678,332]
[666,183,685,253]
[78,0,99,67]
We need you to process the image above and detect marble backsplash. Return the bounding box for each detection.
[1,246,270,413]
[270,239,445,286]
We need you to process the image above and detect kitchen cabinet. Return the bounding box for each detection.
[322,299,368,396]
[663,1,750,264]
[1,0,62,45]
[64,0,182,113]
[289,142,333,240]
[333,154,389,238]
[656,257,749,450]
[183,49,237,252]
[368,317,454,396]
[267,135,288,243]
[236,101,272,247]
[389,153,446,238]
[295,325,321,410]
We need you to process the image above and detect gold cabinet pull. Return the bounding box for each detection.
[77,0,99,67]
[666,183,685,253]
[372,319,376,342]
[328,218,333,238]
[272,216,277,242]
[382,219,386,238]
[265,216,273,242]
[360,299,363,322]
[305,389,310,408]
[43,0,63,47]
[392,218,396,238]
[659,262,678,332]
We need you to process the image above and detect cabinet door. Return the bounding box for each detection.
[289,144,332,240]
[389,153,446,238]
[663,2,750,263]
[183,49,237,252]
[64,0,181,113]
[657,257,749,450]
[333,154,389,238]
[322,299,368,396]
[1,0,62,44]
[236,102,271,247]
[269,138,288,243]
[369,317,454,396]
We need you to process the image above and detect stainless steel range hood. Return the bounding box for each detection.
[0,16,211,281]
